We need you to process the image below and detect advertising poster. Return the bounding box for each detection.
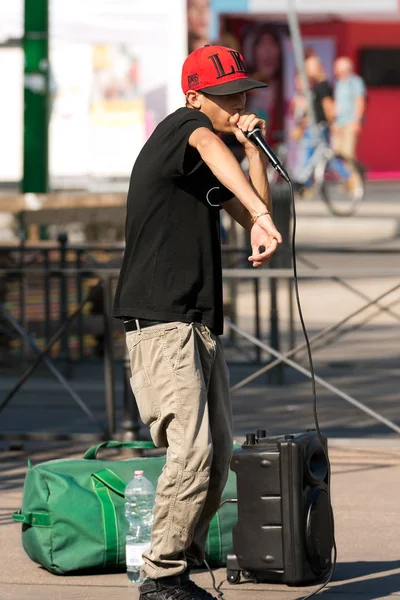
[89,44,145,179]
[0,0,187,185]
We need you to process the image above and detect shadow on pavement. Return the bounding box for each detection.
[333,560,400,582]
[325,560,400,598]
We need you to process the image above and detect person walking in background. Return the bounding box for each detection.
[113,44,281,600]
[332,57,366,161]
[305,55,335,128]
[293,55,335,189]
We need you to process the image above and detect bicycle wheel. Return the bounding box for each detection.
[319,154,365,216]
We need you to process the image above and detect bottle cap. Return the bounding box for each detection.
[134,470,144,477]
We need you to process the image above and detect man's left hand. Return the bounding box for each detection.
[249,215,281,267]
[229,113,267,151]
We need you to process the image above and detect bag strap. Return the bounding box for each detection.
[84,440,155,460]
[91,469,126,567]
[92,468,126,497]
[205,497,238,564]
[12,510,51,527]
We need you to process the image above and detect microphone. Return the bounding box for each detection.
[246,128,290,183]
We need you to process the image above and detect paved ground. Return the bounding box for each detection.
[1,181,400,599]
[295,181,400,247]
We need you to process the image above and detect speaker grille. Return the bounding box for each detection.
[306,488,333,573]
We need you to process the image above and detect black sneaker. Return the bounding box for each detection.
[139,576,198,600]
[179,572,217,600]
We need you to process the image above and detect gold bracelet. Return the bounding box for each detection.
[251,210,270,225]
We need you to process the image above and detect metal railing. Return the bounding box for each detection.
[1,241,399,442]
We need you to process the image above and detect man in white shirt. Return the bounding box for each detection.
[332,57,366,161]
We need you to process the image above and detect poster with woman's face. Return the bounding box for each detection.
[244,26,284,141]
[220,18,289,142]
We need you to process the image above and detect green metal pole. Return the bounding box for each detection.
[23,0,49,194]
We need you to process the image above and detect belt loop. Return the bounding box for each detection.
[135,319,141,334]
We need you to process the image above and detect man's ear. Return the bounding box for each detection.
[186,90,202,109]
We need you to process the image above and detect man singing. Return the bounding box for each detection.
[113,45,281,600]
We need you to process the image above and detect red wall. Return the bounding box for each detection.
[301,20,400,175]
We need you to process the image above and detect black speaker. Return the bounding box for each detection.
[227,430,334,586]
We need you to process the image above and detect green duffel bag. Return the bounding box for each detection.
[12,440,238,575]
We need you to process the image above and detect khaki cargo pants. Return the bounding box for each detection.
[126,321,233,579]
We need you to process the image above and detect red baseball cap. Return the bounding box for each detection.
[182,45,268,95]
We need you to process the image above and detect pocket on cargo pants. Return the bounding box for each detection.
[126,323,183,435]
[130,369,159,426]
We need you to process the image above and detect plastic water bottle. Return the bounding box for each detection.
[125,470,155,583]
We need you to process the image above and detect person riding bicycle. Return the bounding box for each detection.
[291,56,364,213]
[293,56,335,191]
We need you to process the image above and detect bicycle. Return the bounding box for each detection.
[241,126,365,217]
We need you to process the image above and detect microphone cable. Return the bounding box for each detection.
[246,127,337,598]
[279,166,337,599]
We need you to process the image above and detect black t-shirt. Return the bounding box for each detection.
[313,80,333,123]
[112,107,234,335]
